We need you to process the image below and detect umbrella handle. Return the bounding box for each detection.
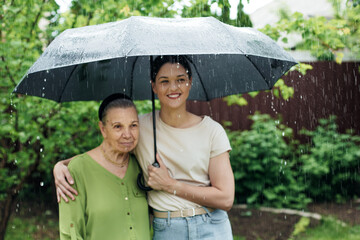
[136,162,160,191]
[137,173,152,191]
[152,161,160,168]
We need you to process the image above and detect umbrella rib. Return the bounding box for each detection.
[211,17,245,55]
[245,55,270,88]
[185,56,210,101]
[130,56,139,99]
[211,18,270,87]
[58,64,79,102]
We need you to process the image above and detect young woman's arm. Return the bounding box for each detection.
[53,158,78,202]
[147,152,235,211]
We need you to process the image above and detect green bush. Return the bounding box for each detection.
[298,116,360,202]
[228,113,311,209]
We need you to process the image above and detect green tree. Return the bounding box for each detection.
[260,0,360,63]
[1,2,61,238]
[180,0,252,27]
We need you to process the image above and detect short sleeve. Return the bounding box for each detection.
[59,160,86,240]
[210,122,232,158]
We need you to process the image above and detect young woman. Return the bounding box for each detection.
[55,56,235,240]
[58,94,149,240]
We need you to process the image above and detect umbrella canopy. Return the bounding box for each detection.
[13,16,297,102]
[13,16,297,191]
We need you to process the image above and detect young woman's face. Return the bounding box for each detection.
[100,107,139,153]
[152,62,192,109]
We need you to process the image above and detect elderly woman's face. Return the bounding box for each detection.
[100,107,139,153]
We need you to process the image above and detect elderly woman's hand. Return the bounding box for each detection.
[147,154,177,192]
[53,159,78,203]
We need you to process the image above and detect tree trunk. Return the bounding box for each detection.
[0,193,17,240]
[0,150,41,240]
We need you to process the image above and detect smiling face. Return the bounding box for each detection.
[99,106,139,153]
[152,62,192,110]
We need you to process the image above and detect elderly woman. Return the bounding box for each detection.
[58,94,149,240]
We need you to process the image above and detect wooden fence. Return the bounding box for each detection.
[186,61,360,141]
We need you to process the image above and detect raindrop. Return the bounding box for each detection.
[42,93,45,97]
[40,182,44,187]
[36,136,40,140]
[46,70,49,73]
[40,148,43,153]
[44,78,47,82]
[282,132,285,136]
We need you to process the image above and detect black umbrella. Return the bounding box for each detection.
[13,16,297,190]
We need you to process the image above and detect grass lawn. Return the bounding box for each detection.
[292,217,360,240]
[5,210,59,240]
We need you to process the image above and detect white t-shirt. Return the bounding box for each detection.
[134,111,232,211]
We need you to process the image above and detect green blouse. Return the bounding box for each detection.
[59,153,150,240]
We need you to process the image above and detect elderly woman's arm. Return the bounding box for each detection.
[59,170,86,240]
[54,158,78,202]
[147,152,235,211]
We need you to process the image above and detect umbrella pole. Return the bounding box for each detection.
[151,88,160,168]
[150,55,160,167]
[137,55,159,191]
